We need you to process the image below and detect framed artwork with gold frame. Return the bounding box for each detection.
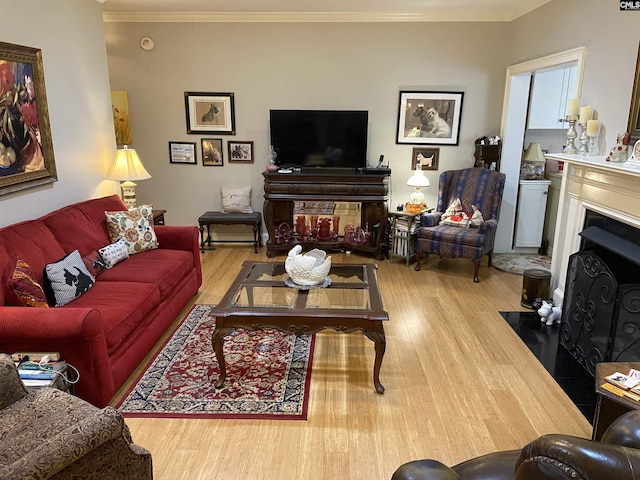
[0,41,57,196]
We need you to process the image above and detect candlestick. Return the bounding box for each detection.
[567,98,579,116]
[579,105,592,124]
[563,116,578,154]
[587,134,599,156]
[578,123,589,155]
[586,119,599,136]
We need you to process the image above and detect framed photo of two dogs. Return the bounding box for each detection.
[396,91,464,146]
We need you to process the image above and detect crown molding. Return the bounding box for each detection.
[102,11,520,23]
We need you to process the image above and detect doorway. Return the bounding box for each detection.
[495,47,586,255]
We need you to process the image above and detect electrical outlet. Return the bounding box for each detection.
[11,352,60,362]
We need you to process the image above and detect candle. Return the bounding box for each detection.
[567,98,579,116]
[586,119,599,136]
[579,105,592,124]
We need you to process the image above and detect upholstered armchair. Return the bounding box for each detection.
[391,409,640,479]
[0,353,152,480]
[414,168,506,282]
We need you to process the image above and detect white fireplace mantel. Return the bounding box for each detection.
[546,153,640,306]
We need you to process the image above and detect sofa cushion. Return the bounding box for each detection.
[98,249,195,298]
[416,225,487,248]
[41,195,125,257]
[8,258,49,308]
[105,205,159,255]
[43,250,95,307]
[66,281,160,354]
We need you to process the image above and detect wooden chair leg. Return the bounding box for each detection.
[414,250,422,271]
[473,260,481,283]
[488,250,493,267]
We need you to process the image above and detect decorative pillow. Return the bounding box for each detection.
[221,186,253,213]
[9,258,49,308]
[105,204,159,255]
[469,204,484,227]
[43,250,95,307]
[440,198,470,228]
[98,238,129,269]
[82,250,107,277]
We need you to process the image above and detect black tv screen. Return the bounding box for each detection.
[269,110,368,169]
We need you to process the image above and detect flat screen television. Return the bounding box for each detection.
[269,110,368,170]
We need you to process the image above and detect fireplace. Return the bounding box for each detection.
[560,210,640,375]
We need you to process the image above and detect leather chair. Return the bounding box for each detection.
[391,409,640,480]
[414,168,506,282]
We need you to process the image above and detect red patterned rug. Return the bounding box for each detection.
[115,304,315,420]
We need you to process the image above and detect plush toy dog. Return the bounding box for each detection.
[537,300,562,326]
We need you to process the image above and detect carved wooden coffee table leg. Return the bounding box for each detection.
[364,324,386,394]
[211,326,233,388]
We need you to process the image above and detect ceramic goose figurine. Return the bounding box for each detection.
[285,245,331,285]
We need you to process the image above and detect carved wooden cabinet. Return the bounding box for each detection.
[262,170,389,259]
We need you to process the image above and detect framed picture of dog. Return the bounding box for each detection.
[411,147,439,171]
[396,91,464,146]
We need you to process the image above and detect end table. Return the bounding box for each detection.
[592,362,640,440]
[388,208,433,266]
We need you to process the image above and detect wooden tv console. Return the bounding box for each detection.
[262,170,390,259]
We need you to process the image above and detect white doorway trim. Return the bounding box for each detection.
[495,46,587,253]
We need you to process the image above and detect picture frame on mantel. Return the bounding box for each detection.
[627,42,640,142]
[0,41,57,196]
[396,91,464,146]
[184,92,236,135]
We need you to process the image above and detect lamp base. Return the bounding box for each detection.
[120,180,137,208]
[409,190,426,206]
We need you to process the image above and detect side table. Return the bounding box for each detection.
[388,209,433,266]
[152,209,167,225]
[592,361,640,440]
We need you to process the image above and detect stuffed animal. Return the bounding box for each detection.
[537,300,562,326]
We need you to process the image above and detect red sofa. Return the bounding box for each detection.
[0,195,202,407]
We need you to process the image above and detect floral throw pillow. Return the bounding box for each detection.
[43,250,95,307]
[440,198,471,228]
[105,204,159,255]
[9,257,49,308]
[221,186,253,213]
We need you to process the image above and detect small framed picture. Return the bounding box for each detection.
[184,92,236,135]
[396,91,464,146]
[201,138,224,166]
[169,141,197,165]
[228,141,254,163]
[411,147,439,171]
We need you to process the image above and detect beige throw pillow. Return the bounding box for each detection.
[221,186,253,213]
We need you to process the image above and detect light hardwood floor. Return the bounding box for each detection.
[113,246,591,480]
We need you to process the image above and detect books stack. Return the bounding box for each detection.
[604,370,640,402]
[17,360,67,388]
[393,216,420,257]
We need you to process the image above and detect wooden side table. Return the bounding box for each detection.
[152,209,166,225]
[592,362,640,440]
[388,209,433,266]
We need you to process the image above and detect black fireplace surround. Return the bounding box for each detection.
[560,210,640,376]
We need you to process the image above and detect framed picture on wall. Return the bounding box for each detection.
[228,141,254,163]
[184,92,236,135]
[201,138,224,166]
[169,141,197,165]
[0,41,57,196]
[627,42,640,142]
[411,148,439,171]
[396,91,464,146]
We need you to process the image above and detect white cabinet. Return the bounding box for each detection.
[528,65,577,129]
[514,180,551,248]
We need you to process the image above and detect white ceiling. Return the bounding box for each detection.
[101,0,553,22]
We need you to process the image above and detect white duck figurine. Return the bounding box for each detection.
[285,245,331,285]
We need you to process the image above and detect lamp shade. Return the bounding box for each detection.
[523,142,545,163]
[407,170,430,188]
[107,146,151,181]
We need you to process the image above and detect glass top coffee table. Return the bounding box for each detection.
[211,261,388,393]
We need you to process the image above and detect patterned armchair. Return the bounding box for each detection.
[0,353,152,480]
[414,168,506,282]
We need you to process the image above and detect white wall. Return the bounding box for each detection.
[0,0,119,228]
[104,21,509,226]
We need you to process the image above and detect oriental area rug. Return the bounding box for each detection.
[492,253,551,275]
[115,304,315,420]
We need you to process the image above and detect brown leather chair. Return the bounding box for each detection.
[391,410,640,479]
